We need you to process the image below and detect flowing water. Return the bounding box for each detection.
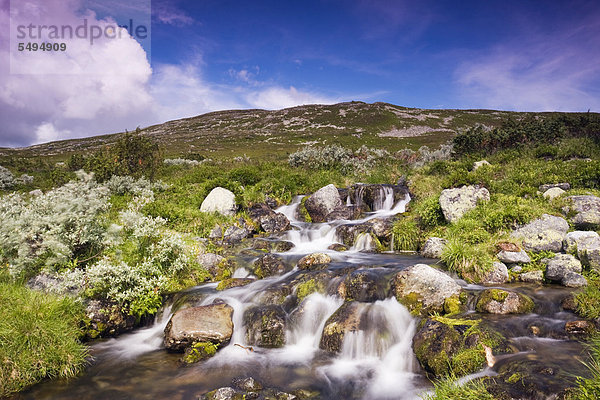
[17,186,588,399]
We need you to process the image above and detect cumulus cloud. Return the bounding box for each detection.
[0,0,337,147]
[455,19,600,111]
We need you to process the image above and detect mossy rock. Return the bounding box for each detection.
[342,269,388,302]
[298,196,312,223]
[216,278,255,291]
[182,341,219,364]
[412,316,509,377]
[476,289,535,314]
[295,278,326,301]
[243,305,286,348]
[253,254,288,279]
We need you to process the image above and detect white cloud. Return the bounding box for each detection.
[455,21,600,111]
[245,86,336,110]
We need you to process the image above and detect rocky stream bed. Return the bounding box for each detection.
[14,183,598,400]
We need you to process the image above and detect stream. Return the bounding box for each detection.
[16,188,589,400]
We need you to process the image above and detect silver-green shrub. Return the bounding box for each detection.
[288,144,389,174]
[0,166,14,190]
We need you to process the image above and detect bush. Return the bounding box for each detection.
[0,280,88,396]
[288,144,389,174]
[0,165,14,190]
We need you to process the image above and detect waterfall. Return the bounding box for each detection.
[352,232,375,252]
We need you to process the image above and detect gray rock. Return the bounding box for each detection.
[164,303,234,351]
[562,271,588,288]
[519,270,544,284]
[473,160,491,170]
[320,301,365,353]
[253,254,287,279]
[564,231,600,253]
[84,300,136,338]
[392,264,462,314]
[577,235,600,272]
[297,253,331,270]
[545,254,582,281]
[421,237,448,259]
[476,289,535,314]
[304,184,343,222]
[209,225,223,239]
[197,253,230,279]
[439,185,490,223]
[201,387,241,400]
[200,187,237,216]
[564,195,600,229]
[497,249,531,264]
[539,183,571,192]
[511,265,523,273]
[482,261,509,284]
[342,270,388,302]
[232,377,263,392]
[543,187,565,200]
[510,214,569,252]
[248,204,290,233]
[223,225,250,244]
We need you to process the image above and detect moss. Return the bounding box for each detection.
[507,372,524,384]
[298,196,312,223]
[182,341,218,364]
[296,278,324,301]
[214,259,233,281]
[489,289,509,302]
[397,291,424,316]
[443,293,466,315]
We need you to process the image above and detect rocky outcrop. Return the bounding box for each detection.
[473,160,491,170]
[510,214,569,252]
[476,289,534,314]
[253,254,288,278]
[497,249,531,264]
[336,217,394,248]
[248,203,290,233]
[545,254,582,282]
[298,252,332,270]
[563,195,600,229]
[421,237,447,259]
[200,187,237,216]
[320,301,364,353]
[439,185,490,223]
[392,264,462,315]
[243,305,286,348]
[481,261,509,284]
[562,271,588,288]
[164,303,234,351]
[519,270,544,284]
[576,235,600,272]
[304,184,344,222]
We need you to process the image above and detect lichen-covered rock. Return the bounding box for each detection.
[545,254,582,282]
[564,230,600,253]
[243,305,286,348]
[543,187,565,200]
[298,252,332,270]
[216,278,255,291]
[519,270,544,284]
[481,261,509,284]
[562,271,588,288]
[510,214,569,252]
[421,237,447,259]
[539,183,570,192]
[200,187,237,216]
[565,320,595,335]
[84,300,136,339]
[232,376,263,392]
[223,225,251,244]
[320,301,364,353]
[199,387,244,400]
[304,184,343,222]
[497,249,531,264]
[164,303,233,351]
[342,270,387,302]
[476,289,534,314]
[328,243,349,251]
[392,264,462,315]
[564,195,600,229]
[577,235,600,272]
[439,185,490,223]
[253,254,287,278]
[198,253,233,280]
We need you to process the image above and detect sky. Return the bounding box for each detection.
[1,0,599,147]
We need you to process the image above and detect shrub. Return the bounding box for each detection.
[414,195,445,229]
[0,165,14,190]
[163,158,201,166]
[288,144,389,174]
[0,281,88,396]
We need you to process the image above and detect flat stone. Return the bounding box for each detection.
[511,214,569,252]
[562,271,587,288]
[545,254,582,281]
[497,249,531,264]
[519,270,544,284]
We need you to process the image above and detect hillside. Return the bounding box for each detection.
[1,101,585,161]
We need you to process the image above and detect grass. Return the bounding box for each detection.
[565,334,600,400]
[0,272,88,396]
[420,374,494,400]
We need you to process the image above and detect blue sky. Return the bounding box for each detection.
[1,0,599,146]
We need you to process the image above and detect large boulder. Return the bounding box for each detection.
[545,254,582,282]
[341,270,388,302]
[243,305,286,348]
[164,303,234,351]
[200,187,237,216]
[248,204,290,233]
[476,289,534,314]
[392,264,462,315]
[564,195,600,229]
[304,184,343,222]
[577,235,600,273]
[564,231,600,253]
[319,301,365,353]
[421,237,447,259]
[439,185,490,223]
[510,214,569,252]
